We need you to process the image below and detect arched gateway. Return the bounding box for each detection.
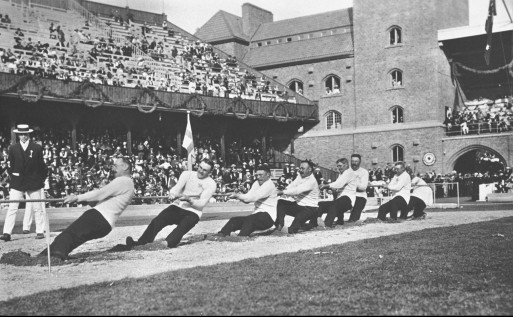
[447,145,507,175]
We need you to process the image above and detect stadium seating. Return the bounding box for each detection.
[445,96,513,136]
[0,0,298,103]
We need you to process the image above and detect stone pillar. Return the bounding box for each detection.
[68,110,83,151]
[10,121,16,146]
[218,119,227,165]
[127,129,132,156]
[220,132,226,165]
[176,131,182,157]
[261,133,267,161]
[71,123,77,151]
[122,116,135,156]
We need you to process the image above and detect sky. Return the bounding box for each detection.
[93,0,512,34]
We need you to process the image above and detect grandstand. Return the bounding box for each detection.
[0,0,314,104]
[0,0,346,202]
[0,0,326,165]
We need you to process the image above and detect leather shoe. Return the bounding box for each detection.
[35,233,45,239]
[126,236,139,247]
[0,233,11,242]
[23,230,30,234]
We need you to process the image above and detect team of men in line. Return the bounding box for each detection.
[47,155,430,261]
[0,125,432,261]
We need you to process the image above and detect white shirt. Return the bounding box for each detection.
[20,140,29,151]
[388,172,411,204]
[169,171,217,218]
[329,169,358,206]
[77,176,135,228]
[239,179,277,219]
[411,176,433,206]
[282,174,319,207]
[353,167,369,199]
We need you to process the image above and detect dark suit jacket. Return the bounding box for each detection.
[8,141,48,191]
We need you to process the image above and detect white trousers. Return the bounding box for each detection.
[2,189,44,234]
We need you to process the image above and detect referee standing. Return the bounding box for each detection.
[1,124,48,242]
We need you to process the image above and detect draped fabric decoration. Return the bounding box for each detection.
[0,74,318,122]
[452,58,513,75]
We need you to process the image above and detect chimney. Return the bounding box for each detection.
[242,3,273,38]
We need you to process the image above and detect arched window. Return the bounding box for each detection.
[389,26,402,45]
[390,69,403,87]
[288,80,304,95]
[324,75,341,95]
[391,106,404,123]
[325,110,342,130]
[392,145,404,162]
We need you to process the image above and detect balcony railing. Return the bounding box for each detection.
[0,73,319,121]
[445,123,512,137]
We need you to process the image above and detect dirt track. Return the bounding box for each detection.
[1,209,512,302]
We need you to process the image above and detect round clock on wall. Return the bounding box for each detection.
[422,152,436,166]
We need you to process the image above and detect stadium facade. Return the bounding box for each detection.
[0,0,511,176]
[196,0,513,174]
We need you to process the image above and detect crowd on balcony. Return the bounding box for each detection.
[0,127,265,206]
[0,6,297,103]
[444,96,512,136]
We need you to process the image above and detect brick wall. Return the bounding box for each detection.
[352,0,460,127]
[260,58,354,102]
[443,134,513,173]
[213,42,249,61]
[294,126,446,174]
[260,58,355,132]
[242,3,273,38]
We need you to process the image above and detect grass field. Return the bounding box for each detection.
[1,217,512,315]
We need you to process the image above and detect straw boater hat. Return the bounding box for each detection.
[13,124,33,134]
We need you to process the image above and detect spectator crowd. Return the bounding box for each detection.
[445,96,512,136]
[1,126,512,207]
[0,4,297,103]
[0,127,265,206]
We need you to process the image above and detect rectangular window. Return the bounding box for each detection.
[257,42,262,47]
[326,115,333,130]
[287,38,292,42]
[266,41,271,45]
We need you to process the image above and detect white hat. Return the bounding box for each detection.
[13,124,33,134]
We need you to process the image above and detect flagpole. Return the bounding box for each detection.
[41,188,51,273]
[502,0,512,23]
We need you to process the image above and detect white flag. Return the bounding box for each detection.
[182,111,194,170]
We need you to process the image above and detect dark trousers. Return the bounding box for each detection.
[275,199,317,234]
[400,196,426,219]
[138,205,200,248]
[219,212,274,237]
[307,201,333,227]
[40,208,111,260]
[378,196,408,220]
[324,196,353,227]
[349,197,367,221]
